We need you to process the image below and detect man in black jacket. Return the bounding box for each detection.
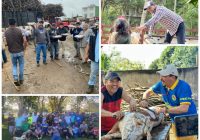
[70,22,83,58]
[49,23,59,60]
[85,26,99,94]
[57,23,68,58]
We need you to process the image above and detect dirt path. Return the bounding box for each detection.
[2,36,99,94]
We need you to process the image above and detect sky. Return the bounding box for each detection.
[41,0,99,18]
[102,45,168,69]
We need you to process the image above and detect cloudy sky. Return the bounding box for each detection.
[41,0,99,18]
[102,45,167,69]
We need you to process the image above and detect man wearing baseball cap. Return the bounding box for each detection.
[101,72,137,135]
[137,1,185,44]
[139,64,197,139]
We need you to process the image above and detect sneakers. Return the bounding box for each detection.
[14,80,20,86]
[86,85,94,94]
[37,63,40,67]
[55,57,60,60]
[43,62,48,65]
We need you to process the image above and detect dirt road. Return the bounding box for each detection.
[2,36,99,94]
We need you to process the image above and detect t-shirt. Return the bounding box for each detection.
[15,116,25,128]
[5,27,24,53]
[8,116,15,126]
[32,115,38,123]
[151,79,197,121]
[27,116,33,125]
[72,127,79,134]
[65,116,71,125]
[101,86,123,132]
[21,122,30,132]
[80,124,88,131]
[57,27,68,41]
[70,27,83,42]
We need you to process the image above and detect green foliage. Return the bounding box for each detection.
[187,0,198,6]
[102,0,198,36]
[101,48,144,71]
[149,59,160,70]
[149,46,198,69]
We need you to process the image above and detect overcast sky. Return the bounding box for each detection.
[41,0,99,18]
[102,45,168,69]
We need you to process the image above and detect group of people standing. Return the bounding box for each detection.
[4,18,99,93]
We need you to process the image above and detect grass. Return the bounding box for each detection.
[2,124,97,140]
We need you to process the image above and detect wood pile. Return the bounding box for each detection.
[121,83,165,111]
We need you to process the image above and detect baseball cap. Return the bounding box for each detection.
[144,1,155,10]
[157,64,179,77]
[105,72,121,81]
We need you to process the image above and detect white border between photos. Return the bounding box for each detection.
[1,0,200,139]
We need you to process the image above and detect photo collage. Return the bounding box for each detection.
[1,0,199,140]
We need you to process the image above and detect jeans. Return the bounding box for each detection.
[88,61,99,86]
[9,126,15,135]
[164,22,185,44]
[50,42,59,59]
[36,43,47,63]
[74,41,80,56]
[10,52,24,81]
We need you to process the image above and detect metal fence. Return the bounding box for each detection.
[2,11,42,27]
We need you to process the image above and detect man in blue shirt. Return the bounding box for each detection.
[140,64,197,140]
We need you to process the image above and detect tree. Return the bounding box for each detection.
[149,59,160,69]
[48,97,68,112]
[42,4,64,21]
[101,48,144,71]
[72,97,87,113]
[149,46,198,69]
[2,0,42,11]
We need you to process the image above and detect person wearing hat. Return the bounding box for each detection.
[49,23,60,60]
[139,64,197,140]
[57,22,68,58]
[70,22,83,58]
[137,1,185,44]
[34,20,50,66]
[101,72,137,135]
[4,18,28,87]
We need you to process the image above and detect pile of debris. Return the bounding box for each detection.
[121,83,165,111]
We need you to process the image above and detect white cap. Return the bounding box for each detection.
[157,64,179,77]
[144,1,155,10]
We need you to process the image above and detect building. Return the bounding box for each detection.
[82,4,99,19]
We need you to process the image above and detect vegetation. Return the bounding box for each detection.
[102,0,198,36]
[101,48,144,72]
[2,0,65,20]
[2,96,99,119]
[149,46,198,69]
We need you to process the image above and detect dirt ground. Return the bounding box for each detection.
[2,36,99,94]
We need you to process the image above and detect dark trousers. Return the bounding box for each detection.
[164,22,185,44]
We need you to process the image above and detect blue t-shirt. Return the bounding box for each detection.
[15,116,25,127]
[151,79,197,121]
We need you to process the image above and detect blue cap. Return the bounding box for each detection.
[105,72,121,81]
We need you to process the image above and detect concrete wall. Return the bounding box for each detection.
[103,67,198,100]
